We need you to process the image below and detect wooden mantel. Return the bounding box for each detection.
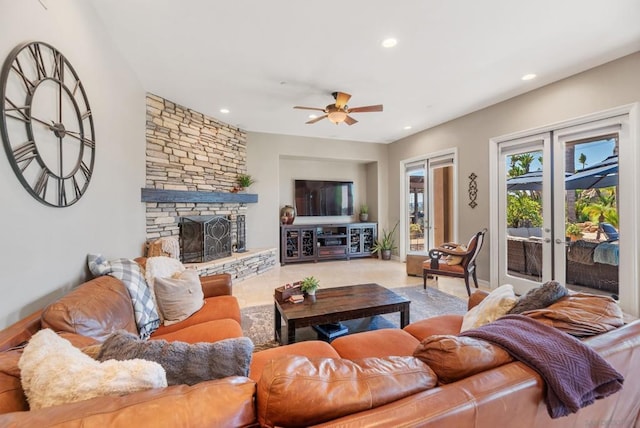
[141,188,258,204]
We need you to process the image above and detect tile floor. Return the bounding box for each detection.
[233,258,488,309]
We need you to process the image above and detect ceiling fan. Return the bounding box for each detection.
[294,91,383,125]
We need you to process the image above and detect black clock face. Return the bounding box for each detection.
[0,41,95,207]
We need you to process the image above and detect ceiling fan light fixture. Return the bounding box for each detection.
[327,110,347,124]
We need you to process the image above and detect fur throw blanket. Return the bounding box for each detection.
[20,329,167,410]
[97,331,254,386]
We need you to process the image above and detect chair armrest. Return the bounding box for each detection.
[467,290,489,310]
[200,273,233,297]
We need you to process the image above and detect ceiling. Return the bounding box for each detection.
[89,0,640,144]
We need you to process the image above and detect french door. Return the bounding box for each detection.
[493,113,629,301]
[401,151,456,260]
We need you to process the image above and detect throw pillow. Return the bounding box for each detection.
[88,254,160,339]
[144,256,187,323]
[19,329,166,410]
[154,269,204,326]
[508,280,569,314]
[97,331,254,386]
[460,284,517,332]
[257,355,437,427]
[446,245,467,265]
[413,335,513,383]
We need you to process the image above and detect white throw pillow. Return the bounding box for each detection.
[460,284,518,332]
[145,256,187,323]
[154,269,205,326]
[19,329,167,410]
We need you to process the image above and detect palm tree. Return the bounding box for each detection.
[578,153,587,170]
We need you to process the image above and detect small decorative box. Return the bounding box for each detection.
[274,281,302,303]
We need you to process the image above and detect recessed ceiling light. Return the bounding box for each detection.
[403,125,412,130]
[521,73,537,81]
[220,108,230,114]
[309,114,317,119]
[381,38,397,48]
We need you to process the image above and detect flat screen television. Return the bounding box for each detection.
[295,180,354,216]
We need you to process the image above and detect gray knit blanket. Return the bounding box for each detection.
[97,331,254,386]
[460,314,623,418]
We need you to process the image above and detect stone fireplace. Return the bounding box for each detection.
[142,93,276,280]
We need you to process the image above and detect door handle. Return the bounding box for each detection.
[555,239,564,244]
[544,238,551,243]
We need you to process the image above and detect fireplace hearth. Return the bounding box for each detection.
[180,216,232,263]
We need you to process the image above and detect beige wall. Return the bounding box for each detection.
[388,52,640,284]
[0,1,146,328]
[246,133,388,250]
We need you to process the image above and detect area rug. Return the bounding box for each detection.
[241,286,468,349]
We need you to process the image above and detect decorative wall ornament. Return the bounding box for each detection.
[468,172,478,208]
[0,41,95,207]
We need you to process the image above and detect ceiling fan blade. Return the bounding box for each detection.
[334,92,352,109]
[347,104,383,113]
[294,106,326,112]
[344,115,358,126]
[305,115,328,124]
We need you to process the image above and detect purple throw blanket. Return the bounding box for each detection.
[460,314,623,418]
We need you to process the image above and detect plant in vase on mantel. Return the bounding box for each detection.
[232,173,256,193]
[300,276,320,301]
[359,204,369,222]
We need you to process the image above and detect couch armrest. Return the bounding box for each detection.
[0,377,256,427]
[200,273,232,297]
[468,290,489,310]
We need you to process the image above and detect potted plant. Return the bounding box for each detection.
[372,221,399,260]
[359,204,369,222]
[566,223,583,242]
[235,173,256,192]
[300,276,320,302]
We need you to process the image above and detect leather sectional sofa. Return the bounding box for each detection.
[1,273,639,427]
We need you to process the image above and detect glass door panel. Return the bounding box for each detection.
[498,134,552,295]
[558,131,619,296]
[428,164,454,248]
[407,167,425,253]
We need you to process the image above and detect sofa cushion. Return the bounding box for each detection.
[249,340,340,382]
[508,280,569,314]
[143,256,187,324]
[19,329,166,410]
[331,329,420,359]
[152,295,241,337]
[256,355,437,427]
[460,284,517,332]
[524,293,624,336]
[151,318,244,344]
[413,335,513,383]
[154,270,204,326]
[41,275,139,341]
[88,254,160,339]
[403,314,464,341]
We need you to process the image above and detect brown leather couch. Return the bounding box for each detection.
[1,277,640,427]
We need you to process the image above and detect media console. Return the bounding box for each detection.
[280,222,377,265]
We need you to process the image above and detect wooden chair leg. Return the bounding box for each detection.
[423,270,427,289]
[472,269,479,289]
[464,275,471,297]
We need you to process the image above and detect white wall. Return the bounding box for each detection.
[246,133,388,250]
[0,1,146,327]
[387,52,640,284]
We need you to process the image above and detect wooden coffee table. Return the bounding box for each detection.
[274,283,410,345]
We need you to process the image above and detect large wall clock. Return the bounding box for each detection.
[0,41,95,207]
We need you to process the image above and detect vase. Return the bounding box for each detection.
[381,249,392,260]
[280,205,296,225]
[359,213,369,222]
[304,289,316,303]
